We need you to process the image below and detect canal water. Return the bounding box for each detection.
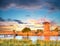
[0,35,60,42]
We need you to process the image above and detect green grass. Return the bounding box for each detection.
[0,39,60,46]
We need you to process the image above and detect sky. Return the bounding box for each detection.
[0,0,60,26]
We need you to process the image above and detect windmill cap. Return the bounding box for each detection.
[43,22,50,24]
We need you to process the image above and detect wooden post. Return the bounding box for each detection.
[13,30,16,39]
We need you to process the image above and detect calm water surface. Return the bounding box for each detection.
[0,35,60,42]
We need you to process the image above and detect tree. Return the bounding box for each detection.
[35,29,43,39]
[35,29,43,35]
[37,29,43,33]
[54,27,58,32]
[54,27,60,36]
[22,27,31,39]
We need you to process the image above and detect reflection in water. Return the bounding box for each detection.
[0,35,60,41]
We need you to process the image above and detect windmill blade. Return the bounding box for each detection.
[50,20,56,26]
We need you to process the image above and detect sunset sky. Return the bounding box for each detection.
[0,0,60,26]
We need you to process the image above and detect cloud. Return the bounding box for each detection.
[0,0,60,10]
[13,19,24,24]
[26,18,51,24]
[0,17,24,24]
[7,18,24,24]
[0,17,5,21]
